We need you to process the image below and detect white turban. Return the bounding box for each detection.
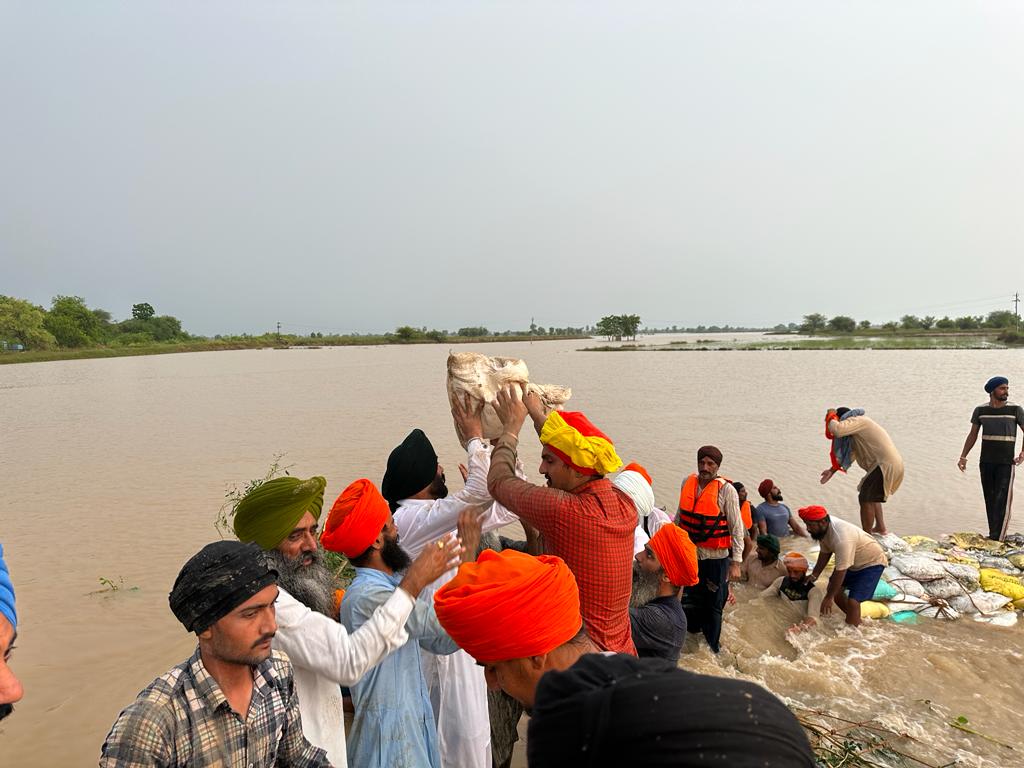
[613,470,655,519]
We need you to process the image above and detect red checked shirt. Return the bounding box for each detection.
[488,433,637,655]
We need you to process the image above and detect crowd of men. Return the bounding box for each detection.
[1,374,1019,766]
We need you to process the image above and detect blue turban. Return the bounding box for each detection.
[985,376,1008,394]
[0,544,16,631]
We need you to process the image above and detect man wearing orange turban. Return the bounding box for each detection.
[325,479,467,768]
[487,385,637,656]
[758,551,827,633]
[630,525,697,660]
[434,549,598,708]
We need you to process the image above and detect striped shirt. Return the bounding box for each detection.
[100,648,330,767]
[971,404,1024,464]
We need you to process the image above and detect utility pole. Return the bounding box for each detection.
[1014,292,1020,331]
[276,321,281,343]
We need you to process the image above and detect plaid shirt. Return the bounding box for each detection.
[100,648,331,767]
[488,433,637,655]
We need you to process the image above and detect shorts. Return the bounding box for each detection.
[858,466,885,503]
[843,564,885,602]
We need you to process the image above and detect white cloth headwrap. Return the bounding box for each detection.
[613,470,655,519]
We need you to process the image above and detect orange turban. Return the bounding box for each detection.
[540,411,622,476]
[797,505,828,522]
[321,478,389,559]
[648,525,698,587]
[782,552,809,571]
[434,549,582,664]
[622,462,652,486]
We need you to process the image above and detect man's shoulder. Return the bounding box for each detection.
[109,658,196,735]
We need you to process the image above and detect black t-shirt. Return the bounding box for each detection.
[971,404,1024,464]
[779,576,813,602]
[629,595,686,660]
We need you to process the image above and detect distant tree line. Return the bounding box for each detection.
[798,310,1020,334]
[0,295,189,351]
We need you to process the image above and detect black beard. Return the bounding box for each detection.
[265,547,338,617]
[772,492,784,502]
[810,528,827,541]
[429,473,449,499]
[381,535,413,572]
[630,561,661,608]
[0,702,12,721]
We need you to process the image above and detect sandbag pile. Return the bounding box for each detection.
[865,531,1024,626]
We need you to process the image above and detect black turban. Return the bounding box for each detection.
[527,654,815,767]
[381,429,438,507]
[697,445,723,466]
[168,541,277,634]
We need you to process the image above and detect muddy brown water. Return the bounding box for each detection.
[1,338,1022,765]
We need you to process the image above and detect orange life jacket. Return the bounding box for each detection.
[740,500,753,531]
[677,473,731,549]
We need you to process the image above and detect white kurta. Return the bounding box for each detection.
[393,437,522,768]
[272,585,416,767]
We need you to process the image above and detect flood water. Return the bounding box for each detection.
[1,337,1022,765]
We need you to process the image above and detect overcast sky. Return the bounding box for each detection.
[2,2,1022,335]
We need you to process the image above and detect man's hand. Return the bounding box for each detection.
[728,562,742,582]
[398,534,463,598]
[819,596,833,616]
[726,591,737,606]
[457,508,485,563]
[451,392,484,446]
[1015,453,1024,467]
[522,388,547,433]
[491,384,528,438]
[957,456,968,472]
[820,468,836,485]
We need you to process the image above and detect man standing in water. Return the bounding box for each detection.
[676,445,745,653]
[232,475,461,766]
[821,408,904,535]
[958,376,1024,541]
[630,524,698,660]
[799,505,887,627]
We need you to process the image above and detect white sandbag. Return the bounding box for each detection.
[891,554,947,582]
[913,551,948,562]
[446,352,572,439]
[941,562,981,591]
[950,590,1012,615]
[882,566,902,583]
[886,574,928,599]
[978,556,1022,575]
[918,601,961,620]
[885,596,928,613]
[973,611,1019,628]
[922,577,964,600]
[873,533,909,554]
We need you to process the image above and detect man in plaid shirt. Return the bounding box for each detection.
[100,541,331,767]
[488,385,636,655]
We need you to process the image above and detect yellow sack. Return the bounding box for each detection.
[979,569,1024,606]
[860,600,892,619]
[1008,554,1024,570]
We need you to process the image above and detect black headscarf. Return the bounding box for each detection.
[381,429,438,509]
[168,541,277,634]
[527,654,815,767]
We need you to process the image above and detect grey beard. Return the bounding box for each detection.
[266,547,338,618]
[630,561,662,608]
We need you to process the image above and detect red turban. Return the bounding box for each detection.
[797,505,829,522]
[434,549,582,664]
[648,525,698,587]
[622,462,653,486]
[321,478,389,559]
[540,411,622,475]
[757,479,774,499]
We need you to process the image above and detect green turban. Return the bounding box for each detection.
[233,476,327,550]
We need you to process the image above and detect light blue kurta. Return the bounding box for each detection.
[339,567,458,768]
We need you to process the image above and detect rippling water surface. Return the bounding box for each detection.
[2,337,1021,764]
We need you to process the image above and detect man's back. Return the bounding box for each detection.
[629,596,686,660]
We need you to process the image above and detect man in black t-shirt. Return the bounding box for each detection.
[958,376,1024,541]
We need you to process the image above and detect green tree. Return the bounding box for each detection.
[920,315,936,330]
[800,313,827,334]
[955,315,982,330]
[44,295,102,347]
[882,321,898,333]
[0,295,57,349]
[935,316,955,329]
[132,302,155,320]
[858,319,872,330]
[457,327,489,337]
[394,326,422,342]
[900,315,922,330]
[827,315,856,333]
[985,310,1017,328]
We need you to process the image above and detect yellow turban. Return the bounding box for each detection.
[540,411,622,476]
[233,476,327,550]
